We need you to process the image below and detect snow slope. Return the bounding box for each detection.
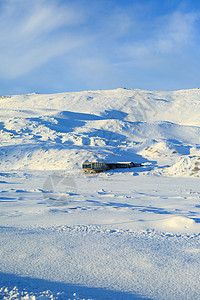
[1,88,200,175]
[1,88,200,299]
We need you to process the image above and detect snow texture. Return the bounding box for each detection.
[1,88,200,299]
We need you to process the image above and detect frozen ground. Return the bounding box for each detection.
[1,88,200,299]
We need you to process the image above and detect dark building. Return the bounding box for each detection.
[82,162,142,173]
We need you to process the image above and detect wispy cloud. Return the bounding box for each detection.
[0,0,87,78]
[123,10,198,61]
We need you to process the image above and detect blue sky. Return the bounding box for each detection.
[0,0,200,95]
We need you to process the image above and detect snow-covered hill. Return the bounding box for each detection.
[1,88,200,176]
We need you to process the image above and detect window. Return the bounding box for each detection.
[83,164,91,168]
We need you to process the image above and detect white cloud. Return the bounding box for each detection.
[157,11,198,53]
[0,0,87,78]
[123,10,198,61]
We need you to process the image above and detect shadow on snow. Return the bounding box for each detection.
[0,272,152,300]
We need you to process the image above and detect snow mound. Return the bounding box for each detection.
[156,216,196,232]
[163,156,200,177]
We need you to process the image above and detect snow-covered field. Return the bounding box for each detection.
[1,88,200,299]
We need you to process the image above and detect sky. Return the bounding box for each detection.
[0,0,200,95]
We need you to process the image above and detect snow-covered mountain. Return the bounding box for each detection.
[1,88,200,176]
